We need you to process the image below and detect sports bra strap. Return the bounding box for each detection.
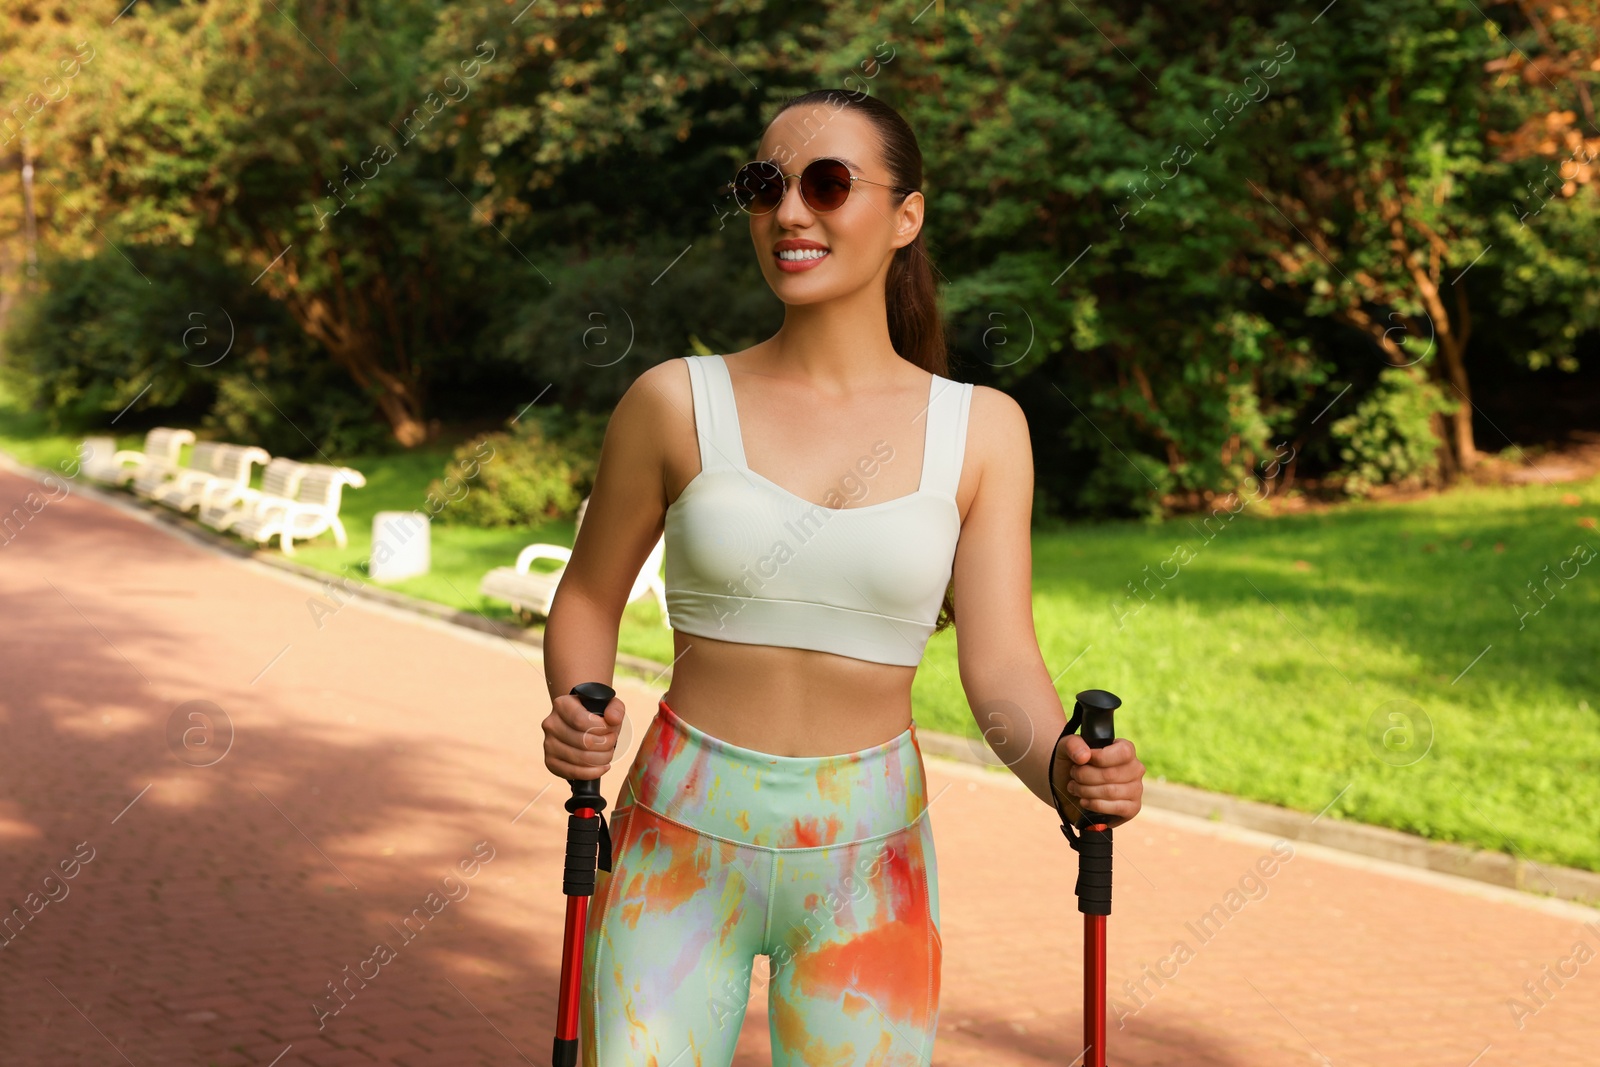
[686,355,747,473]
[690,353,970,495]
[919,375,973,499]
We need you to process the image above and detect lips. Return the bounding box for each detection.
[773,238,829,273]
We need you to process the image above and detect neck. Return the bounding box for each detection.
[764,275,904,391]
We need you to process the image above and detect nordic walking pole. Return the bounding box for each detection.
[1054,688,1122,1067]
[552,681,616,1067]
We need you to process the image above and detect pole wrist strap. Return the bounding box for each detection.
[1052,704,1083,847]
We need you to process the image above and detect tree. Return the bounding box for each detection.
[4,0,493,445]
[1235,1,1600,477]
[1479,1,1600,382]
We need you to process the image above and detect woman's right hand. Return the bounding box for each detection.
[542,691,627,779]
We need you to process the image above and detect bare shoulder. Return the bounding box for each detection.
[624,355,693,413]
[607,356,695,444]
[965,384,1031,471]
[953,384,1029,520]
[608,357,706,502]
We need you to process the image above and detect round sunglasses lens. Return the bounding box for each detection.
[800,160,853,211]
[733,161,783,213]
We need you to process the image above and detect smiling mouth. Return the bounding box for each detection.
[776,248,829,261]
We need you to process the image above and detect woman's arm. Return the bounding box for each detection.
[950,386,1144,825]
[541,361,681,776]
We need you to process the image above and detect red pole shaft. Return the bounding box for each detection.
[1084,911,1106,1066]
[557,897,590,1040]
[555,805,597,1046]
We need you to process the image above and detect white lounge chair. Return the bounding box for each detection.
[229,463,367,555]
[75,437,119,483]
[132,435,210,499]
[200,456,307,532]
[155,443,270,514]
[480,496,669,626]
[81,427,194,488]
[142,440,223,501]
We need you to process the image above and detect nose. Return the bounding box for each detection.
[773,172,814,229]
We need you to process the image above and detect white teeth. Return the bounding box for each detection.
[777,248,828,261]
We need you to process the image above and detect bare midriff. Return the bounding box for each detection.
[659,628,918,757]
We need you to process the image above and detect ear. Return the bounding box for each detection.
[891,189,924,251]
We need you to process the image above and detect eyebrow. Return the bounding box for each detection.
[766,154,864,172]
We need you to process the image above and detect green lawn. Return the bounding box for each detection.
[914,480,1600,876]
[5,394,1598,873]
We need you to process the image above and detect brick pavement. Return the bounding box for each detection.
[2,465,1598,1066]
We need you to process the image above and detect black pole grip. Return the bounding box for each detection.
[561,682,616,897]
[1072,689,1120,917]
[1077,690,1118,753]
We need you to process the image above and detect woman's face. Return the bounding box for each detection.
[747,106,923,306]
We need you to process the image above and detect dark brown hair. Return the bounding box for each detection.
[767,89,957,634]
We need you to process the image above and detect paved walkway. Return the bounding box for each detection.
[2,465,1598,1066]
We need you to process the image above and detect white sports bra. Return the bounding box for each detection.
[662,354,973,667]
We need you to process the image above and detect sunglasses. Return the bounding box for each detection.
[727,157,917,215]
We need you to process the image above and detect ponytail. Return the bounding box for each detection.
[886,227,946,376]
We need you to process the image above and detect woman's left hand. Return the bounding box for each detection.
[1051,733,1144,828]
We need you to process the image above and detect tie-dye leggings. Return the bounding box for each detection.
[580,696,942,1066]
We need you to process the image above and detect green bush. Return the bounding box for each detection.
[429,406,609,527]
[1329,367,1458,497]
[203,362,395,460]
[1073,445,1176,522]
[0,248,215,428]
[0,245,390,459]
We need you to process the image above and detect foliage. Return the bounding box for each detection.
[0,242,390,457]
[202,359,398,460]
[1478,0,1600,381]
[1,0,499,445]
[0,247,208,427]
[2,0,1597,517]
[426,406,608,527]
[478,234,781,412]
[1329,366,1458,495]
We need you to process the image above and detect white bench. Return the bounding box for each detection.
[75,437,119,483]
[229,463,367,555]
[155,443,270,515]
[200,456,307,532]
[480,496,669,626]
[81,427,194,488]
[144,440,223,502]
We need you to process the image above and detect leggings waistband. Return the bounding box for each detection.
[617,698,930,849]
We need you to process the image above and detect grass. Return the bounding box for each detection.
[5,391,1598,873]
[915,481,1600,875]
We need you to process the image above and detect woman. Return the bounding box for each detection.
[541,89,1145,1067]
